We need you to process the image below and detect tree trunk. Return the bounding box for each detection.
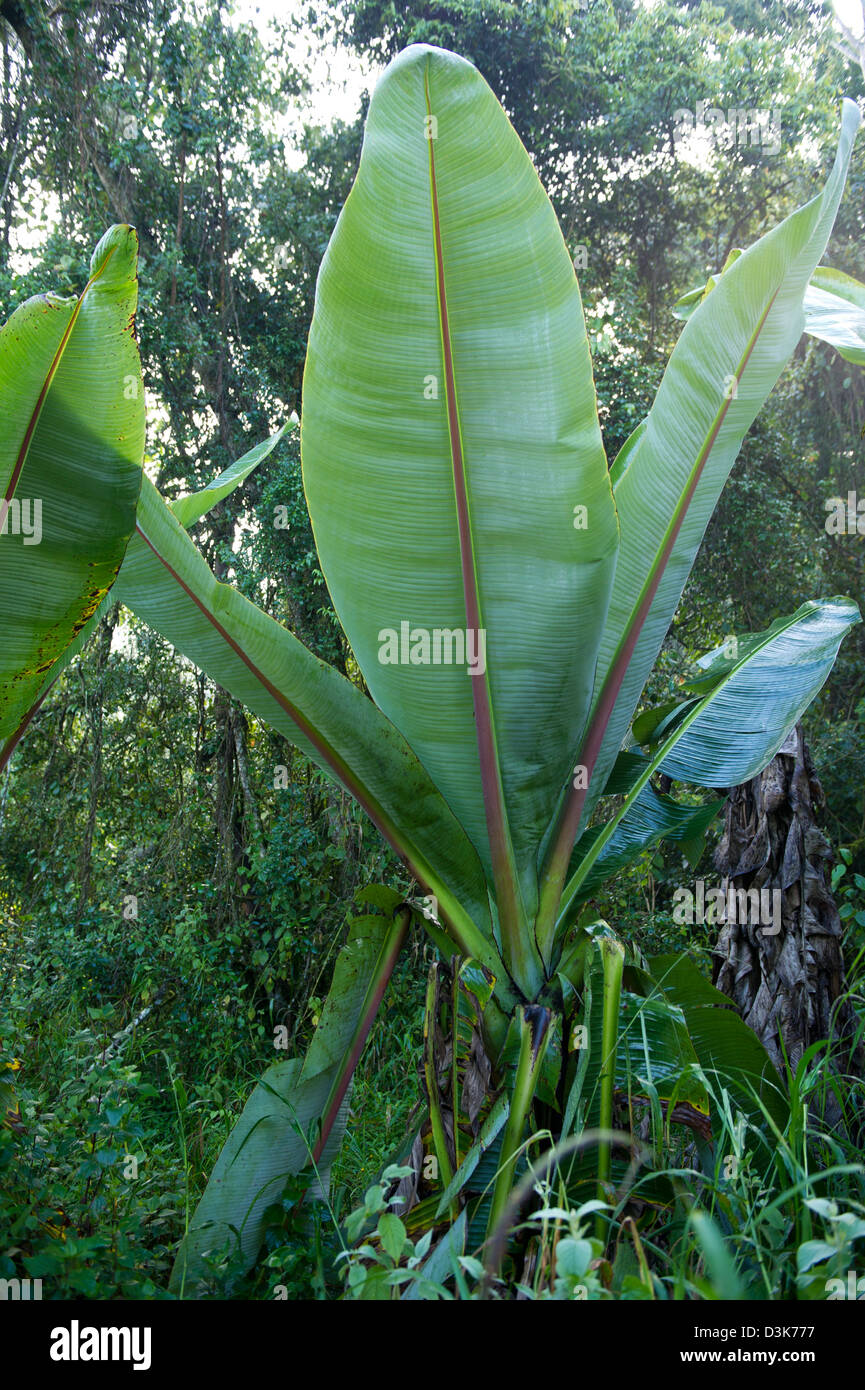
[712,723,862,1128]
[76,609,117,913]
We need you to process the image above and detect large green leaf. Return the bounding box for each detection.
[803,266,865,366]
[171,422,293,529]
[537,100,860,945]
[302,44,619,952]
[0,422,285,770]
[654,599,860,785]
[675,261,865,367]
[0,225,144,752]
[113,474,504,981]
[568,773,723,907]
[171,1058,339,1296]
[562,941,709,1177]
[556,599,859,930]
[170,905,407,1294]
[648,954,788,1127]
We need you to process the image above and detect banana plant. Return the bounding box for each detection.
[2,45,862,1293]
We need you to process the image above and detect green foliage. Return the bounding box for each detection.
[337,1164,450,1299]
[0,917,183,1297]
[2,0,864,1304]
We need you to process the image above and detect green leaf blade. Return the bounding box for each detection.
[114,474,502,975]
[0,224,145,744]
[580,102,860,840]
[302,44,619,922]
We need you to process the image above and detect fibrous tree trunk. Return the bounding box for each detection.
[712,723,862,1127]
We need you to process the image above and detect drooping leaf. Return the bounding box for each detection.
[674,260,865,367]
[113,474,503,979]
[170,1056,340,1296]
[0,224,144,755]
[556,599,859,928]
[648,953,789,1127]
[803,266,865,366]
[652,599,860,786]
[171,421,293,529]
[170,906,408,1294]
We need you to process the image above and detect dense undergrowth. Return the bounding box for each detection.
[2,758,863,1299]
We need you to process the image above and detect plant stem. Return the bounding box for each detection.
[596,936,625,1244]
[423,965,455,1202]
[486,1005,552,1255]
[451,964,461,1171]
